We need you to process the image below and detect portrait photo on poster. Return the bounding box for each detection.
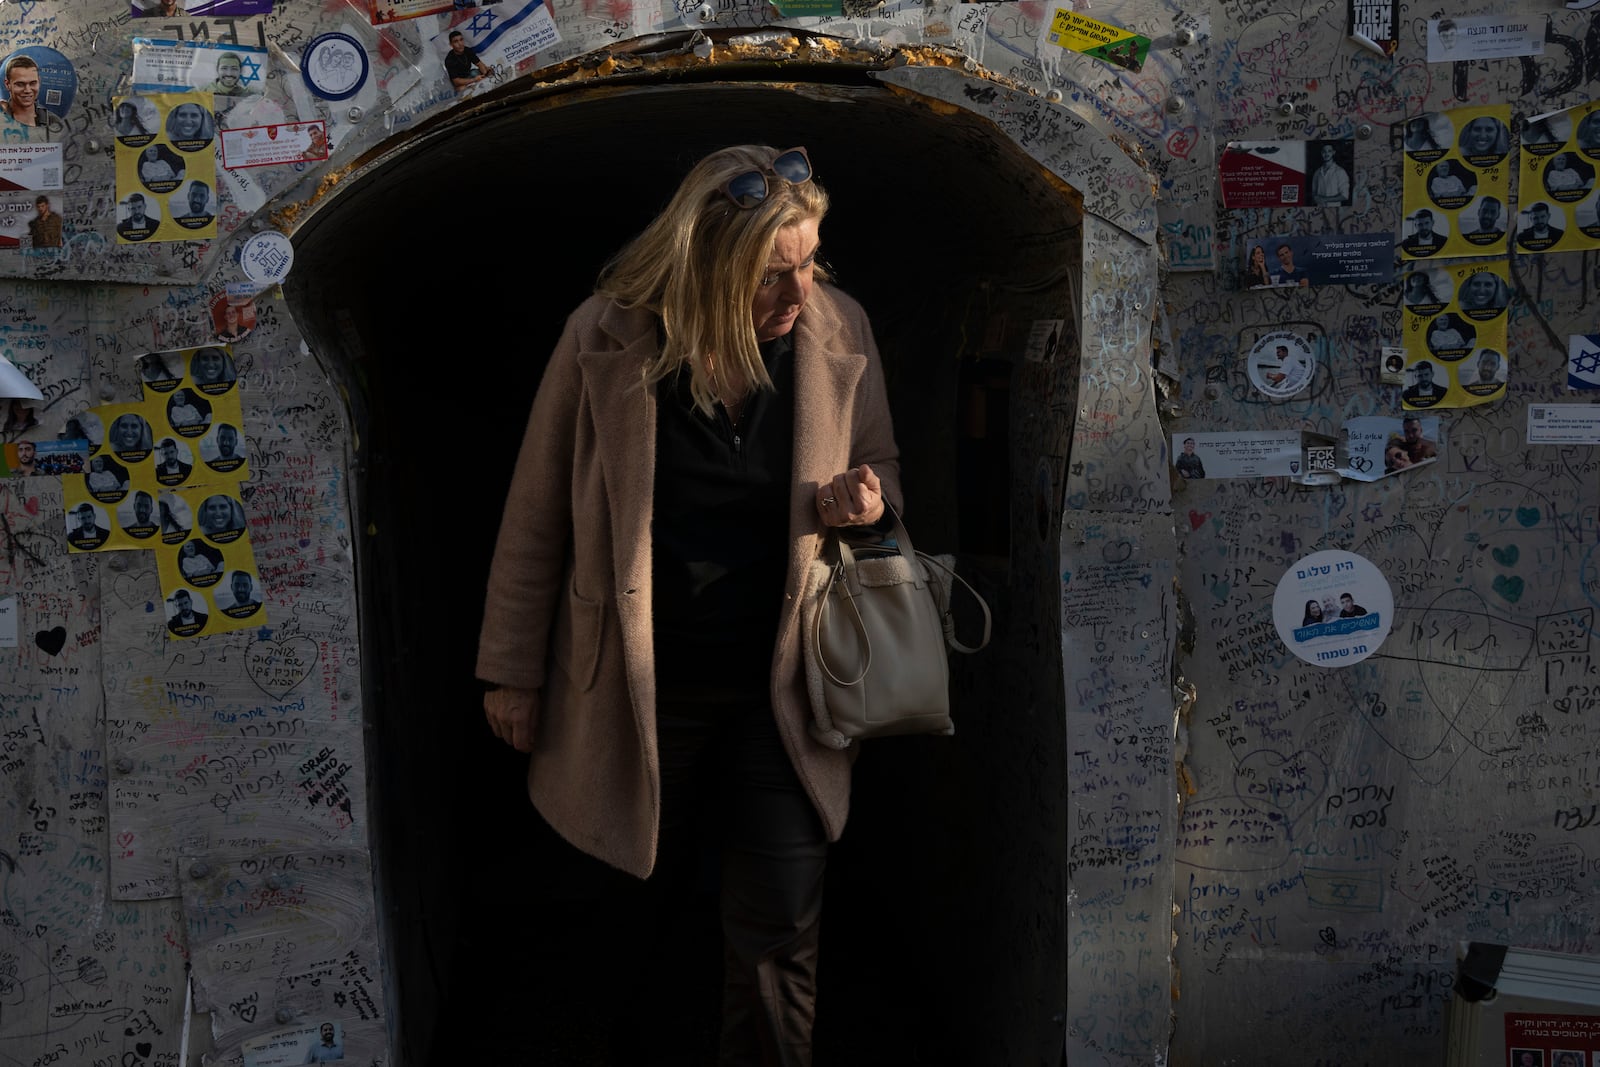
[1247,330,1316,398]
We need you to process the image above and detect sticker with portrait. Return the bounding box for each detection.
[0,46,78,146]
[1246,329,1316,398]
[1168,431,1304,480]
[1516,101,1600,255]
[1272,550,1393,668]
[1402,260,1510,410]
[113,92,217,243]
[210,292,256,344]
[1400,105,1512,259]
[1336,415,1439,481]
[1241,233,1394,289]
[131,39,267,97]
[242,1021,345,1067]
[4,439,86,478]
[62,474,163,552]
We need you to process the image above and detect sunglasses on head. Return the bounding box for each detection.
[718,147,813,209]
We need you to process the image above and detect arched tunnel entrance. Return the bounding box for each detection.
[282,51,1085,1066]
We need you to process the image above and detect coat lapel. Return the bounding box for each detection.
[579,301,658,598]
[789,286,866,589]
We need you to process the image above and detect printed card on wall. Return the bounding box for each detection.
[1517,101,1600,255]
[1347,0,1398,55]
[1400,105,1512,260]
[1401,261,1510,410]
[1045,9,1151,72]
[113,92,217,244]
[1221,139,1354,208]
[1272,550,1394,667]
[131,39,267,96]
[155,485,264,638]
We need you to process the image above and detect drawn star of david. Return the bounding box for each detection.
[1362,503,1383,523]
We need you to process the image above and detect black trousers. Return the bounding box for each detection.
[622,698,829,1067]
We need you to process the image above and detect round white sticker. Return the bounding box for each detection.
[1248,330,1316,398]
[302,32,368,101]
[238,231,294,285]
[1273,550,1393,667]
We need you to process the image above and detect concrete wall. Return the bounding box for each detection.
[0,0,1590,1065]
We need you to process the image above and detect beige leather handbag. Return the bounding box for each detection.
[801,507,991,750]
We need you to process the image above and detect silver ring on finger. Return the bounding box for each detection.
[822,496,836,507]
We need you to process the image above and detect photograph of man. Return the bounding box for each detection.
[191,346,236,391]
[107,413,154,458]
[1578,196,1600,239]
[9,439,37,476]
[1517,201,1565,251]
[66,502,110,549]
[215,302,249,342]
[158,492,191,542]
[1309,142,1350,206]
[166,588,207,636]
[445,30,494,92]
[1425,312,1474,356]
[118,491,158,538]
[1400,209,1444,256]
[28,195,60,248]
[1457,271,1510,317]
[1401,416,1438,462]
[117,193,156,242]
[166,389,212,433]
[219,570,263,618]
[1510,1050,1543,1067]
[0,54,65,143]
[135,0,185,15]
[1175,437,1205,479]
[177,539,224,582]
[1542,152,1596,200]
[164,102,215,148]
[153,437,193,484]
[1463,349,1506,395]
[1457,114,1509,162]
[1272,243,1308,286]
[203,423,245,472]
[206,52,247,96]
[1403,361,1447,406]
[304,1022,343,1063]
[1462,197,1505,244]
[172,180,214,226]
[197,493,246,542]
[1336,593,1367,617]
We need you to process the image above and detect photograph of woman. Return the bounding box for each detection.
[1245,244,1272,288]
[476,144,902,1065]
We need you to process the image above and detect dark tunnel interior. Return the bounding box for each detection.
[283,65,1081,1066]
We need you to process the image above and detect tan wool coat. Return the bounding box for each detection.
[476,283,902,878]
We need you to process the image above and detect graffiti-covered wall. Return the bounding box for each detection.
[0,0,1593,1065]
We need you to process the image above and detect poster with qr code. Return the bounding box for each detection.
[0,143,62,190]
[1220,139,1355,208]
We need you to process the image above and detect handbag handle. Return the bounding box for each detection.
[917,553,992,655]
[812,558,871,687]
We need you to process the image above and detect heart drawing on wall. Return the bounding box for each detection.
[34,627,66,656]
[244,635,319,700]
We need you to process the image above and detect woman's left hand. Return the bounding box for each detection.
[816,464,885,527]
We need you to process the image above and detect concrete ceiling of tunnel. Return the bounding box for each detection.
[285,74,1085,354]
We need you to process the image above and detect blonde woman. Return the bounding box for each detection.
[477,145,901,1064]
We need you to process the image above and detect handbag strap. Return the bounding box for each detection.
[916,552,993,655]
[811,557,871,686]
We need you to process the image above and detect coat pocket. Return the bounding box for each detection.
[552,576,605,693]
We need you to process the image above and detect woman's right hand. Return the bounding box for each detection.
[485,686,540,752]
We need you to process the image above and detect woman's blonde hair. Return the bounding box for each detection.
[596,144,830,416]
